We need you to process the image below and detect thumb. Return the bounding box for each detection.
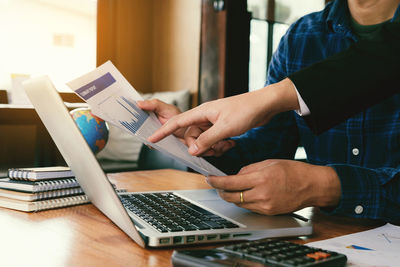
[136,100,154,111]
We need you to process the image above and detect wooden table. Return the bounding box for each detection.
[0,169,383,267]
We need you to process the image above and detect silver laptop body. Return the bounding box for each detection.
[23,76,312,248]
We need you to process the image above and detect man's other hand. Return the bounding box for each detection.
[207,159,341,215]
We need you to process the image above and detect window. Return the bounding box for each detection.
[0,0,97,104]
[248,0,325,91]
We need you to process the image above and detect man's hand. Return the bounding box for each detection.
[147,78,299,156]
[207,159,341,215]
[137,99,234,156]
[137,99,185,140]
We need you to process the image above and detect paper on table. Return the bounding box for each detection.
[67,61,226,177]
[307,223,400,267]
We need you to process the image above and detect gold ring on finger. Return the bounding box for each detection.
[240,191,244,203]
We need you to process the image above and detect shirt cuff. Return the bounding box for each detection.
[294,85,311,116]
[322,164,399,221]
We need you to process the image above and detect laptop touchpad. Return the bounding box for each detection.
[177,189,221,201]
[176,189,251,222]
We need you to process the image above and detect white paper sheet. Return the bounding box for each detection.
[307,223,400,267]
[67,61,226,177]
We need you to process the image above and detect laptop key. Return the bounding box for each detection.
[223,223,240,228]
[204,221,224,229]
[157,227,168,233]
[168,227,184,232]
[193,223,212,230]
[186,204,214,215]
[178,224,198,231]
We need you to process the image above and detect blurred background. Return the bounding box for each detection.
[0,0,96,103]
[0,0,327,173]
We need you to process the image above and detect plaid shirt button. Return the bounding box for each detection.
[355,205,363,214]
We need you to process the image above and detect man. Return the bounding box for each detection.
[140,0,400,223]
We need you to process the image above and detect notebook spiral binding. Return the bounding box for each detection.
[34,195,89,212]
[36,178,79,192]
[35,187,84,200]
[8,167,73,180]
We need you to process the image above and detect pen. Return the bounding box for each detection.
[346,245,374,251]
[290,213,309,222]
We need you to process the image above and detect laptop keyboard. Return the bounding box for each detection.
[120,192,240,233]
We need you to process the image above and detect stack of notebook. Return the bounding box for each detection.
[0,166,89,212]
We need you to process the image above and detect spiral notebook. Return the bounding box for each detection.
[8,166,74,181]
[0,195,90,212]
[0,178,79,192]
[0,187,84,201]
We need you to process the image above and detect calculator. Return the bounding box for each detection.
[171,238,347,267]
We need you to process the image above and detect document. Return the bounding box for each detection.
[307,223,400,267]
[67,61,226,177]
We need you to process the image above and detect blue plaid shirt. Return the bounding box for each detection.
[211,0,400,223]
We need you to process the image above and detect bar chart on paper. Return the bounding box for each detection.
[117,96,148,134]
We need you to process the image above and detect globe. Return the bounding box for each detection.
[70,108,109,154]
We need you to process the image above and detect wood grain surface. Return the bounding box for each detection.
[0,169,382,267]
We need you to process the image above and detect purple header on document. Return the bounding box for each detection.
[75,72,116,100]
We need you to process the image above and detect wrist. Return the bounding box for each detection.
[310,166,341,208]
[259,78,300,115]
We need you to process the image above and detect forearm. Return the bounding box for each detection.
[323,164,400,223]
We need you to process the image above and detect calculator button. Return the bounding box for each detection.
[288,244,300,250]
[282,259,297,265]
[285,251,296,258]
[293,250,305,257]
[316,251,331,258]
[272,248,281,254]
[306,251,331,260]
[250,247,259,251]
[302,247,315,254]
[266,256,282,264]
[302,258,316,264]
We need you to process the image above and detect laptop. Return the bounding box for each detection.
[23,76,312,248]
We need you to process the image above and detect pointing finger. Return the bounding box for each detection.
[148,108,209,143]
